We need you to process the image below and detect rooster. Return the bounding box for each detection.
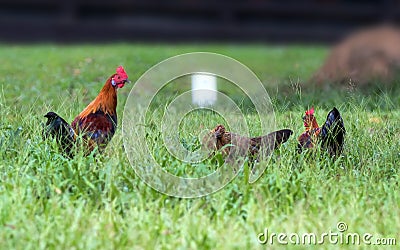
[44,66,129,156]
[297,107,346,157]
[203,124,293,161]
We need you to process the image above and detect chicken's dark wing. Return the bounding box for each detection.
[72,111,117,151]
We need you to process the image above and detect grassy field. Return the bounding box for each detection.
[0,44,399,249]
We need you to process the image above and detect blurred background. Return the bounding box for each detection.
[0,0,399,43]
[1,0,400,109]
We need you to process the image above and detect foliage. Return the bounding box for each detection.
[0,44,399,249]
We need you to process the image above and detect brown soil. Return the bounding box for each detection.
[311,25,400,88]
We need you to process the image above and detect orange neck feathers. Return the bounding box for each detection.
[78,75,118,118]
[304,115,319,131]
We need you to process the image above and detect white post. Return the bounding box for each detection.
[191,74,217,107]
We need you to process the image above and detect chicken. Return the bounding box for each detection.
[43,66,129,156]
[297,107,346,157]
[203,124,293,161]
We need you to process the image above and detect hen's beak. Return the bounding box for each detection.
[124,79,131,84]
[215,130,222,138]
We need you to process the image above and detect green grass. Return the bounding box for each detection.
[1,44,399,249]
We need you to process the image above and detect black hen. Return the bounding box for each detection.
[43,112,75,157]
[320,107,346,157]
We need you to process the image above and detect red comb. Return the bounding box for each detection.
[305,107,314,116]
[116,66,128,79]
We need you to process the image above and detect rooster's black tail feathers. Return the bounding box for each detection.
[320,107,346,157]
[43,112,75,157]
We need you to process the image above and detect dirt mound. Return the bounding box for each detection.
[312,25,400,88]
